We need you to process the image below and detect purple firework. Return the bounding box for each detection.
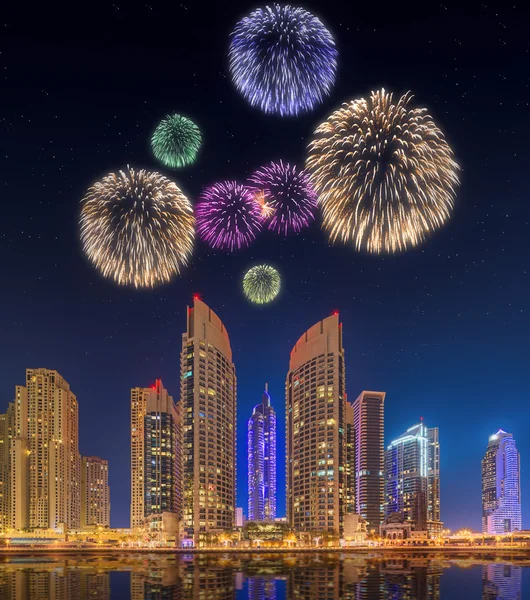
[196,181,264,251]
[247,161,318,235]
[229,4,337,117]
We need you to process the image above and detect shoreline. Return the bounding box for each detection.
[1,546,530,556]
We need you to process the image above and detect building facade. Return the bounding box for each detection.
[385,422,441,533]
[181,297,237,546]
[130,380,182,532]
[427,427,441,526]
[352,390,385,532]
[1,369,81,530]
[248,385,277,521]
[286,313,349,534]
[482,429,521,534]
[81,456,110,528]
[0,404,15,532]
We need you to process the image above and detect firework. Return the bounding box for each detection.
[306,88,460,254]
[229,4,337,116]
[243,264,281,304]
[79,167,195,288]
[195,181,263,250]
[247,160,317,235]
[151,114,201,168]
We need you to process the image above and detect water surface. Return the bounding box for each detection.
[0,552,528,599]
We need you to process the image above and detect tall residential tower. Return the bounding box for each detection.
[181,298,237,546]
[352,390,385,532]
[482,429,521,534]
[286,313,350,534]
[1,369,81,530]
[385,421,440,532]
[130,380,182,535]
[248,385,277,521]
[81,456,110,528]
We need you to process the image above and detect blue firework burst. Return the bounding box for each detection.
[229,4,338,117]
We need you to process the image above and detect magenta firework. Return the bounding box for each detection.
[196,181,264,251]
[247,160,318,235]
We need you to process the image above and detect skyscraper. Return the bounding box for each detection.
[248,385,277,522]
[181,297,237,547]
[352,390,385,532]
[286,313,349,534]
[385,422,440,531]
[0,404,14,532]
[130,380,182,533]
[482,429,521,534]
[2,369,81,530]
[427,427,441,526]
[81,456,110,528]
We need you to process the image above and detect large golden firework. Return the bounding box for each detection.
[80,167,195,288]
[306,88,460,254]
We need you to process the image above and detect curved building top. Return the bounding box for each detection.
[289,313,342,372]
[186,297,233,361]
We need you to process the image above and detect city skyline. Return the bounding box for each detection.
[0,306,526,532]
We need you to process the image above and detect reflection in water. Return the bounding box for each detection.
[482,563,522,600]
[0,553,525,599]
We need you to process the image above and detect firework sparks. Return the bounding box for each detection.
[151,114,202,168]
[306,88,460,254]
[255,190,275,218]
[247,160,317,235]
[243,264,281,304]
[195,181,264,251]
[229,4,337,116]
[79,167,195,288]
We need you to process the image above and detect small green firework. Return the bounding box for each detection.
[151,114,202,169]
[243,264,281,304]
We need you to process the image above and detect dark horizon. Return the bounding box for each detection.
[1,0,529,531]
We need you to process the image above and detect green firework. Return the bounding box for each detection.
[243,264,281,304]
[151,114,202,168]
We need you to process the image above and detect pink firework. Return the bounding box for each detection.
[196,181,264,251]
[247,160,318,235]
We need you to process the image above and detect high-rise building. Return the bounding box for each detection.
[286,313,349,534]
[427,427,441,526]
[130,380,182,533]
[248,384,277,522]
[385,422,440,531]
[0,403,14,532]
[482,429,521,534]
[2,369,81,530]
[81,456,110,528]
[345,401,355,515]
[352,390,385,532]
[181,297,237,547]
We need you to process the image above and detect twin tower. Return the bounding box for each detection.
[132,298,385,547]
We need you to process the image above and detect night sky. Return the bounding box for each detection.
[1,1,529,530]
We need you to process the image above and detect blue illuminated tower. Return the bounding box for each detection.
[247,385,277,521]
[482,429,521,534]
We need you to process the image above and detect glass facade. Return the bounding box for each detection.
[247,386,277,521]
[481,429,521,534]
[385,422,439,530]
